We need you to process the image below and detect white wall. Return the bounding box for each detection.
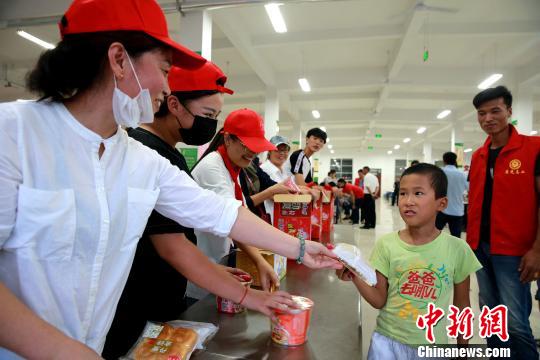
[316,151,399,194]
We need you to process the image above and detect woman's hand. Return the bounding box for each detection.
[242,289,296,318]
[301,240,343,270]
[272,183,296,195]
[256,260,280,292]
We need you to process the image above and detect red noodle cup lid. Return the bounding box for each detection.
[275,296,314,315]
[238,274,252,282]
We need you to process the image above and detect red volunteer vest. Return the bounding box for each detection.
[467,125,540,255]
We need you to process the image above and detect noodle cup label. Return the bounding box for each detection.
[217,275,252,314]
[271,296,314,346]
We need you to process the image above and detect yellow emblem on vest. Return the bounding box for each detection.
[509,159,521,170]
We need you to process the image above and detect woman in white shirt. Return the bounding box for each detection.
[188,110,294,300]
[0,0,340,358]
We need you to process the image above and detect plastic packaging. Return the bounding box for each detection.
[123,320,218,359]
[333,243,377,286]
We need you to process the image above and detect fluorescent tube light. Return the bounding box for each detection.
[265,4,287,33]
[477,74,503,90]
[17,30,55,49]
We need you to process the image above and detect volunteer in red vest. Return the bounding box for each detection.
[0,0,341,358]
[467,85,540,358]
[337,178,365,225]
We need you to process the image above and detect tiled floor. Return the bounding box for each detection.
[332,199,540,359]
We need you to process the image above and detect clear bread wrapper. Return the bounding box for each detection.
[333,243,377,286]
[122,320,218,359]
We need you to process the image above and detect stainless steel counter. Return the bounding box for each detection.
[179,259,363,359]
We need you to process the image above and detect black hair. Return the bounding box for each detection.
[155,90,220,118]
[472,85,513,109]
[306,128,327,143]
[26,31,167,102]
[192,127,239,170]
[410,160,420,166]
[328,181,337,187]
[400,163,447,199]
[363,166,370,172]
[337,178,346,184]
[442,152,457,166]
[328,169,336,175]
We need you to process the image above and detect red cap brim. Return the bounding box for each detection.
[154,34,206,69]
[238,136,277,153]
[217,85,234,95]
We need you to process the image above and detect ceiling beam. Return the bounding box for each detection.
[373,6,425,114]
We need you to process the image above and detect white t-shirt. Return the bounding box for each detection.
[188,151,246,300]
[260,160,290,224]
[363,172,379,195]
[0,101,241,357]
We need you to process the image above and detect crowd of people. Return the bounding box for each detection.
[0,0,539,359]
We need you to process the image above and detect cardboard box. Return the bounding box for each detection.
[322,192,335,233]
[273,194,312,241]
[236,249,287,288]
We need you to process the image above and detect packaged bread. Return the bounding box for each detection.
[333,243,377,286]
[124,321,218,360]
[132,326,197,359]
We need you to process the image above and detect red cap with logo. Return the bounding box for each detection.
[223,109,276,153]
[59,0,206,69]
[168,62,234,94]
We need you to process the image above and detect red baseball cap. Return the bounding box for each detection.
[59,0,206,69]
[223,109,276,153]
[168,62,234,94]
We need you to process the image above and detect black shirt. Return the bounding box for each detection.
[289,149,313,183]
[102,128,196,359]
[479,147,540,244]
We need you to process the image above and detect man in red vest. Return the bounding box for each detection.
[468,86,540,358]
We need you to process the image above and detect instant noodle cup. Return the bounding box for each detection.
[271,296,314,346]
[216,273,252,314]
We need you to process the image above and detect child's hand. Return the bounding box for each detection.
[336,267,354,281]
[242,289,297,318]
[219,265,250,282]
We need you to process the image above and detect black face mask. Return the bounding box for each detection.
[178,104,218,145]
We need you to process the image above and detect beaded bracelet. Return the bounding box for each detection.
[296,235,306,264]
[238,286,249,305]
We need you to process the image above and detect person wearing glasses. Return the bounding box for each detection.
[186,109,296,301]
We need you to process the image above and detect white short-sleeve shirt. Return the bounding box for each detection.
[0,101,241,356]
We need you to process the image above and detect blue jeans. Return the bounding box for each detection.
[474,241,538,359]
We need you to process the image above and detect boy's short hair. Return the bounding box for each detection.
[328,181,337,187]
[337,178,346,184]
[472,85,512,109]
[442,152,457,166]
[306,128,327,143]
[400,163,447,199]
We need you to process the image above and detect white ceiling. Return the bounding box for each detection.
[1,0,539,158]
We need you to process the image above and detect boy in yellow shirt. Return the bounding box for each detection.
[339,163,481,359]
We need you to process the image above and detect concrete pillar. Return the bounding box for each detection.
[451,121,465,166]
[514,84,534,135]
[178,10,213,60]
[423,140,432,164]
[264,87,279,139]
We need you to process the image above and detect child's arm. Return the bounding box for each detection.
[453,276,471,346]
[337,268,388,309]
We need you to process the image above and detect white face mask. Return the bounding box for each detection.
[112,53,154,128]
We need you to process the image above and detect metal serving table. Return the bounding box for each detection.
[179,259,363,360]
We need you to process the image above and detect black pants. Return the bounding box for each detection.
[351,198,363,224]
[435,212,463,238]
[362,194,376,228]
